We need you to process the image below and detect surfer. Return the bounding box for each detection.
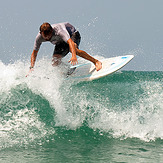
[27,22,102,75]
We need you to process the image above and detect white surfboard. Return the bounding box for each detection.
[66,55,134,81]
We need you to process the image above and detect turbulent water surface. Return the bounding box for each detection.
[0,59,163,162]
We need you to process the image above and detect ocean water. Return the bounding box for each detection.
[0,58,163,163]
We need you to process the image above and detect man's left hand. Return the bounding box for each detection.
[68,56,78,65]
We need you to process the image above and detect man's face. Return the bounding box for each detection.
[41,31,52,41]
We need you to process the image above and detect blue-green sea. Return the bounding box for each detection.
[0,59,163,163]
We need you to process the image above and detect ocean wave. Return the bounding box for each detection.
[0,59,163,149]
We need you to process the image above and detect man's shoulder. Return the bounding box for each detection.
[35,32,44,42]
[35,32,41,38]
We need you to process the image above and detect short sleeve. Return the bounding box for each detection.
[57,23,70,43]
[33,33,43,51]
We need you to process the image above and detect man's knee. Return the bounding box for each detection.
[52,55,62,66]
[74,43,78,49]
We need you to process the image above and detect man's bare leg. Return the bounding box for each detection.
[76,48,102,71]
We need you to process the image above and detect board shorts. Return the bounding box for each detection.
[53,31,81,57]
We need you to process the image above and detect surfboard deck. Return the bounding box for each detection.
[66,55,134,81]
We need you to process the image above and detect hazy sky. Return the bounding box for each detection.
[0,0,163,71]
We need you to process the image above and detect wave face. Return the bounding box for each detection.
[0,59,163,151]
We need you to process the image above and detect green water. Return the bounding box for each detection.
[0,70,163,162]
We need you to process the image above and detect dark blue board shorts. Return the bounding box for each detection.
[53,31,81,57]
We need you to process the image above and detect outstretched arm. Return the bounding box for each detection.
[67,38,78,65]
[26,50,38,77]
[30,50,38,68]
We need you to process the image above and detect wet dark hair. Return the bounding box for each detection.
[39,22,52,35]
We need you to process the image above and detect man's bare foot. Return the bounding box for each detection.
[95,60,102,71]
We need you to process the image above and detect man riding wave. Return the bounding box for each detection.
[27,22,102,76]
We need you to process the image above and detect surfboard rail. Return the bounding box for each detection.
[66,55,134,81]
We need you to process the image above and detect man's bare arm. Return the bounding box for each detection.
[26,50,38,77]
[30,50,38,68]
[67,38,78,65]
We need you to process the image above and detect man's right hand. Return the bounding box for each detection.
[25,67,34,77]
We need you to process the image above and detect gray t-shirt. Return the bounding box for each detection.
[33,22,77,51]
